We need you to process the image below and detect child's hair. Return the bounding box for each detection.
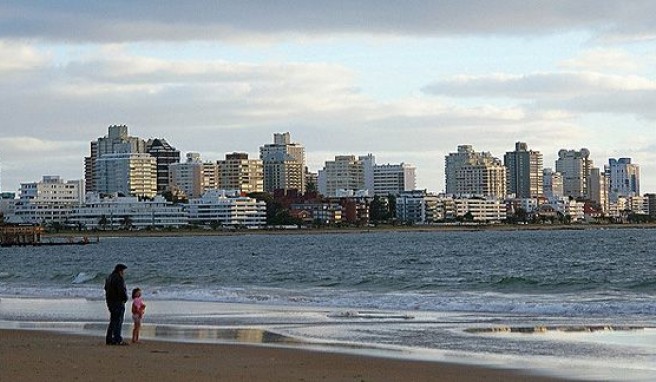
[131,288,141,299]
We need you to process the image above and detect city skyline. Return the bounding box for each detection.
[0,2,655,193]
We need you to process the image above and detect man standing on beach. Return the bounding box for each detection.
[104,263,128,345]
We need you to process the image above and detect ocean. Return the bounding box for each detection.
[1,229,655,380]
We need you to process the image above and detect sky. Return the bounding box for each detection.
[0,1,655,193]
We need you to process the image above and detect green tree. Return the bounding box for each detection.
[120,216,133,230]
[98,215,109,230]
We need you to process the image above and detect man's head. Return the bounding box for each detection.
[114,263,127,276]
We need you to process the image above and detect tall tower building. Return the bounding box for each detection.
[504,142,543,198]
[95,153,157,198]
[217,153,264,194]
[146,138,180,195]
[85,125,147,193]
[555,148,593,199]
[606,158,640,202]
[260,132,306,193]
[543,168,563,199]
[445,145,506,198]
[588,167,609,212]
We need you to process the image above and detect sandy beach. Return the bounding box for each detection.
[0,329,572,382]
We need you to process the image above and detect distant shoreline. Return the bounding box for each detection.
[43,222,656,239]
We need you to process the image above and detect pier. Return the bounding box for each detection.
[0,226,95,246]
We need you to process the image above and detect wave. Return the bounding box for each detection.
[71,272,98,284]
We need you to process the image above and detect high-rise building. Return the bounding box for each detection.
[146,138,180,195]
[504,142,543,198]
[588,167,609,212]
[606,158,640,202]
[95,153,157,198]
[445,145,506,198]
[360,154,416,196]
[555,148,593,198]
[85,125,147,193]
[543,168,563,199]
[217,152,264,194]
[318,155,365,197]
[260,132,306,193]
[168,153,219,199]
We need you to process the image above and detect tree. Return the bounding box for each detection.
[98,215,109,230]
[120,216,133,230]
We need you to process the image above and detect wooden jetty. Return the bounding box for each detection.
[0,226,96,247]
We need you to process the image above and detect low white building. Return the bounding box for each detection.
[185,190,266,228]
[8,176,84,225]
[396,190,440,224]
[69,193,187,230]
[452,197,506,223]
[545,197,585,222]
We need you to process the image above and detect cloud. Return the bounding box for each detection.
[559,49,644,72]
[2,1,656,42]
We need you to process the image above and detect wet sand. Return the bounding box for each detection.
[0,329,572,382]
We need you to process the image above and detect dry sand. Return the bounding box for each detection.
[0,329,572,382]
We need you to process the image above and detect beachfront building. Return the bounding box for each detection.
[260,132,306,193]
[555,148,593,199]
[360,154,416,196]
[606,158,640,203]
[395,190,441,224]
[318,155,366,197]
[95,153,157,199]
[168,153,220,200]
[445,145,506,198]
[69,193,187,230]
[646,194,656,219]
[318,154,416,198]
[452,197,506,223]
[542,168,563,198]
[289,202,343,225]
[85,125,147,193]
[217,153,264,194]
[544,197,585,222]
[7,176,85,225]
[504,142,543,198]
[185,190,267,228]
[146,138,180,195]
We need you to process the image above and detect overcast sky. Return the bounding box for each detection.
[1,1,654,193]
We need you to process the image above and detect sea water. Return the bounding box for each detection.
[1,229,655,380]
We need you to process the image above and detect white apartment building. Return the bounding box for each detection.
[319,154,416,198]
[185,190,267,228]
[606,158,640,202]
[217,153,264,194]
[69,193,187,230]
[445,145,506,198]
[452,197,506,223]
[318,155,365,197]
[545,197,585,222]
[260,132,306,193]
[20,176,85,204]
[360,154,416,196]
[95,153,157,198]
[8,176,85,225]
[85,125,147,193]
[168,153,219,199]
[543,168,563,198]
[555,148,593,198]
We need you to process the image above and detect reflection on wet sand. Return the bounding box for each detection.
[466,325,645,334]
[0,321,302,345]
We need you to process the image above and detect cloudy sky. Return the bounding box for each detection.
[1,1,655,193]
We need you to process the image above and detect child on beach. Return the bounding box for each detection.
[131,288,146,343]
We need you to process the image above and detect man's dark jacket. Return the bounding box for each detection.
[104,271,128,304]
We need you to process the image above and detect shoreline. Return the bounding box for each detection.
[42,222,656,239]
[0,329,572,382]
